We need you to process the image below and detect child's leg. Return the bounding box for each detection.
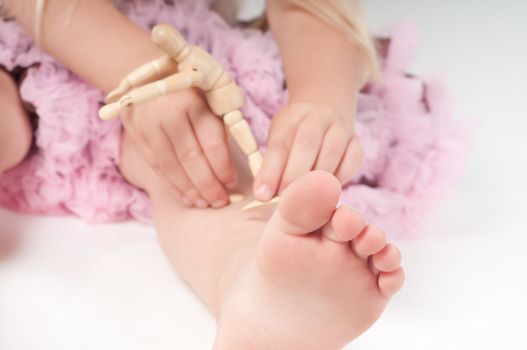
[0,69,32,173]
[120,134,404,349]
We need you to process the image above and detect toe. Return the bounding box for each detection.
[352,225,387,257]
[272,171,342,235]
[322,205,366,243]
[371,244,402,272]
[378,267,405,297]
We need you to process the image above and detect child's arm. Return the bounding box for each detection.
[267,0,367,113]
[253,0,368,201]
[4,0,237,207]
[5,0,161,93]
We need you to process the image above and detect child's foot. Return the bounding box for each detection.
[119,135,403,349]
[0,69,32,172]
[215,171,404,350]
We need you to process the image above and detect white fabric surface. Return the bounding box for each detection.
[1,1,526,349]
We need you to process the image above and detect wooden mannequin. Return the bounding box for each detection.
[99,24,278,210]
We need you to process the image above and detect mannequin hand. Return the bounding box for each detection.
[253,102,364,201]
[121,88,237,208]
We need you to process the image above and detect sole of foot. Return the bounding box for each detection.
[215,171,404,350]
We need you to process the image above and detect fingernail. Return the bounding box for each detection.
[212,199,227,208]
[182,197,192,207]
[195,199,208,208]
[255,184,272,201]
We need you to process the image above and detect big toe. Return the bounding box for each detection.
[273,171,342,235]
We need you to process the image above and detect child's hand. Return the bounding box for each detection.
[253,102,364,201]
[121,89,237,208]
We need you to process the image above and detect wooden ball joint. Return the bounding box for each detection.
[99,24,278,210]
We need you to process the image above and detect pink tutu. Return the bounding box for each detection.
[0,0,469,238]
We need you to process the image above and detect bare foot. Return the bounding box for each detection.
[0,69,32,172]
[214,171,404,350]
[119,132,403,349]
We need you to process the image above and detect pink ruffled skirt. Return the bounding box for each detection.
[0,0,469,238]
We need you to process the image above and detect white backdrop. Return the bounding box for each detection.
[1,1,526,349]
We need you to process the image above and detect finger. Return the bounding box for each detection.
[253,119,295,201]
[127,129,187,206]
[279,118,329,191]
[164,114,229,208]
[121,109,153,164]
[123,109,198,207]
[188,108,238,190]
[122,121,158,177]
[334,138,365,185]
[313,124,350,174]
[138,123,201,206]
[145,126,203,207]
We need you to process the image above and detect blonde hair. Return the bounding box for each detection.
[288,0,380,82]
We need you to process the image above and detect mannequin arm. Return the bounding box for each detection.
[105,55,178,103]
[99,70,203,120]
